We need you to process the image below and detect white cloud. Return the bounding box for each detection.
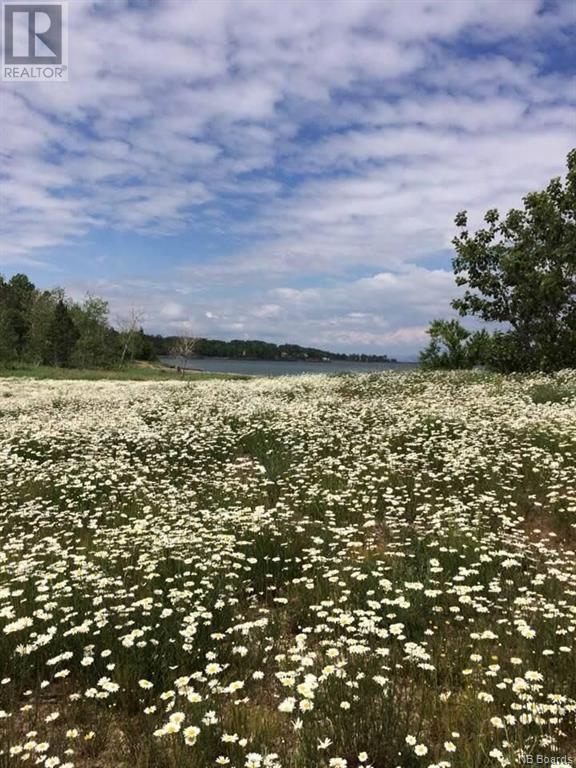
[0,0,573,355]
[66,265,458,359]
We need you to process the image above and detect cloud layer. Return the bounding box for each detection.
[1,0,574,356]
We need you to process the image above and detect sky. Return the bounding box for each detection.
[1,0,575,359]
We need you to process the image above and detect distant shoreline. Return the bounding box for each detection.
[159,356,420,377]
[162,356,418,365]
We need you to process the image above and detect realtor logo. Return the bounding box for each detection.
[2,2,68,80]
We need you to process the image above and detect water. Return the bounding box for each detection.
[160,356,419,377]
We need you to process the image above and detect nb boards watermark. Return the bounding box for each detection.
[2,1,68,81]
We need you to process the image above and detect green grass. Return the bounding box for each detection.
[0,363,247,382]
[529,382,576,404]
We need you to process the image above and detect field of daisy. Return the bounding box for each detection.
[1,371,575,768]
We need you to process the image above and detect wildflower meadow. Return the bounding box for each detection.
[1,371,575,768]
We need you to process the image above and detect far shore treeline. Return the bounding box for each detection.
[0,275,395,369]
[154,337,395,363]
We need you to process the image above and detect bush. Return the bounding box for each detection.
[529,383,576,404]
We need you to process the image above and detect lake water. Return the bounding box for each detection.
[160,356,419,377]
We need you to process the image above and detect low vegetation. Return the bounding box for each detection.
[0,363,242,382]
[1,370,575,767]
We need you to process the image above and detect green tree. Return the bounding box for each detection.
[135,329,156,361]
[2,273,36,358]
[47,300,79,367]
[25,290,59,365]
[0,308,18,366]
[420,319,489,370]
[451,149,576,372]
[71,295,120,368]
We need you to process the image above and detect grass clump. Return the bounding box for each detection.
[529,382,576,404]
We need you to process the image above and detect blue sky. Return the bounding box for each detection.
[1,0,574,358]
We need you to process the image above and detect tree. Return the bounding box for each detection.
[26,290,59,365]
[71,295,120,368]
[135,329,155,361]
[117,308,145,364]
[0,308,18,366]
[2,273,36,358]
[47,300,79,367]
[451,149,576,371]
[419,319,490,370]
[170,336,198,370]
